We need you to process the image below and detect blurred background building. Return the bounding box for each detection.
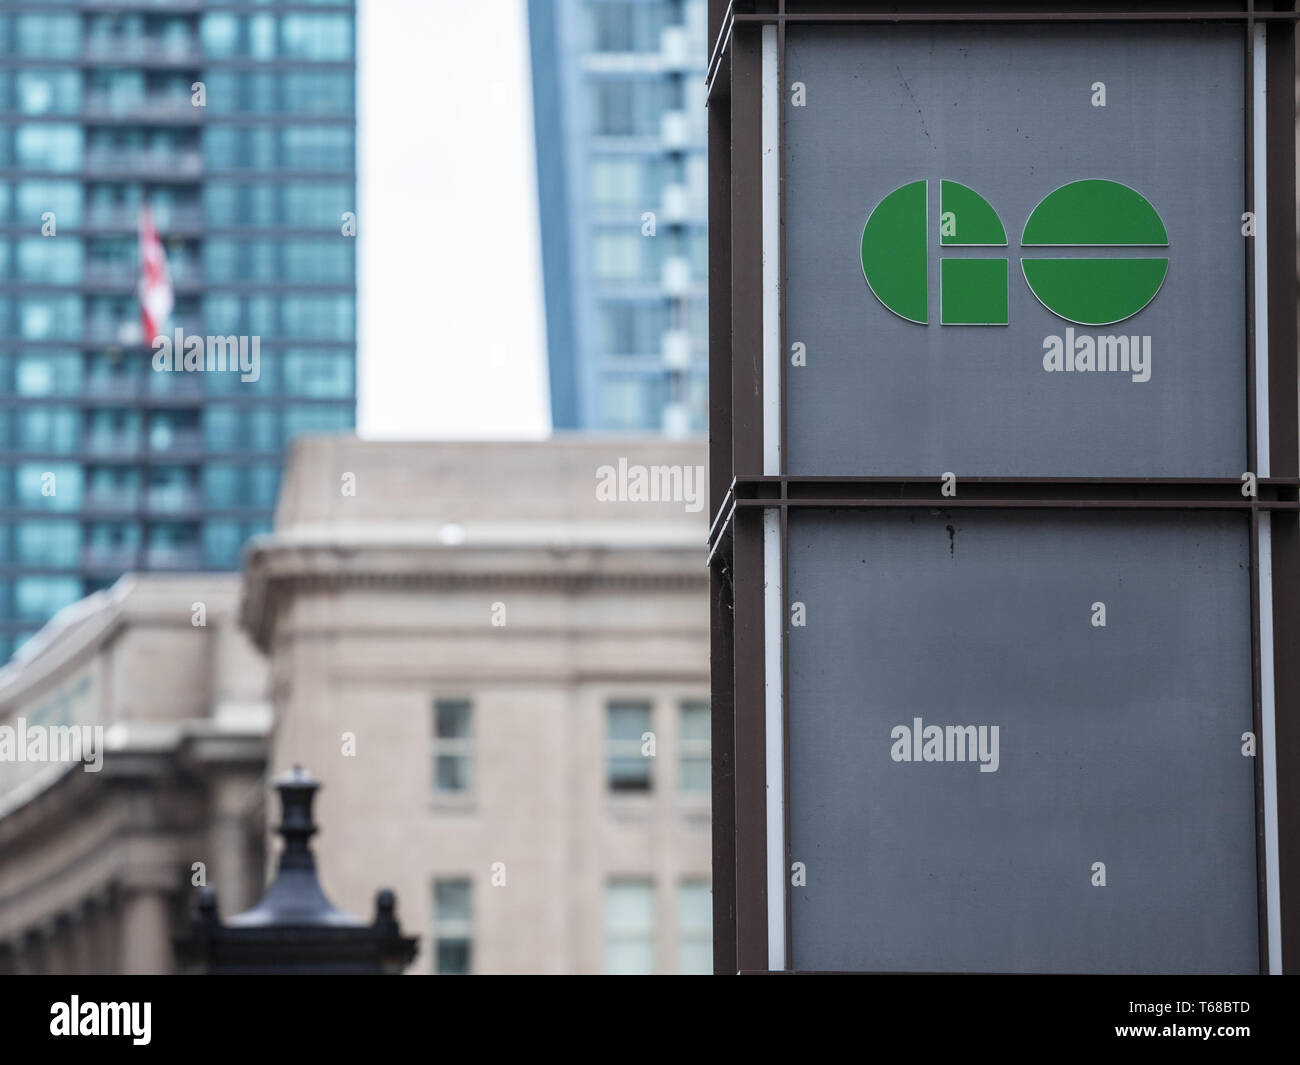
[528,0,709,435]
[241,435,711,974]
[0,2,716,977]
[0,435,710,975]
[0,574,268,975]
[0,0,357,662]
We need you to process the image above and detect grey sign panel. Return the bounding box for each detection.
[787,509,1258,973]
[784,24,1246,476]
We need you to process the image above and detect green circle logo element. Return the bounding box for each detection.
[1020,179,1169,326]
[860,178,1169,326]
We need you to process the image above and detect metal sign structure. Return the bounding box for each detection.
[708,1,1300,974]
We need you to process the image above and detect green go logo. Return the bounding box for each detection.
[860,179,1169,326]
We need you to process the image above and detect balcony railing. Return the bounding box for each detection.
[86,432,142,457]
[84,149,203,176]
[147,428,204,452]
[145,486,201,511]
[84,261,201,287]
[83,490,141,512]
[84,205,204,231]
[83,94,202,120]
[83,33,201,63]
[83,377,141,399]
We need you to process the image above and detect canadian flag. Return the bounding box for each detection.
[138,206,173,343]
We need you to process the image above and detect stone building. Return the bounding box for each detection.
[0,575,268,974]
[241,436,711,974]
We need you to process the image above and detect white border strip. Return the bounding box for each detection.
[1252,25,1280,973]
[1259,515,1281,973]
[1253,24,1271,478]
[762,26,781,478]
[760,24,786,972]
[763,509,785,971]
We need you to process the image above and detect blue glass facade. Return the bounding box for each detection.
[528,0,708,434]
[0,0,356,660]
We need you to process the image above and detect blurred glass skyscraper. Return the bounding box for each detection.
[0,1,356,661]
[528,0,708,435]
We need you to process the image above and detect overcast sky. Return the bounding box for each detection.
[357,0,550,439]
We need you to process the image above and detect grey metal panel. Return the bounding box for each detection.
[784,23,1246,476]
[787,508,1258,973]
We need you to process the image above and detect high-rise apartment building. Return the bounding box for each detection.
[0,0,357,661]
[528,0,708,434]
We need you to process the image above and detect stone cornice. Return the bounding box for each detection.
[240,539,708,651]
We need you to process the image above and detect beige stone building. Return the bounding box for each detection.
[0,575,269,974]
[241,436,711,974]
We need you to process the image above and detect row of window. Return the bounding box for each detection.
[205,126,354,172]
[580,0,686,55]
[591,229,707,285]
[0,294,355,341]
[0,69,353,118]
[0,180,352,229]
[0,237,353,285]
[24,350,349,397]
[586,76,685,138]
[0,575,87,621]
[596,299,707,358]
[0,516,269,611]
[597,369,707,434]
[202,71,354,116]
[204,180,352,227]
[0,125,354,173]
[0,460,279,516]
[0,516,269,558]
[588,153,706,213]
[0,13,353,62]
[5,238,347,285]
[430,877,711,976]
[202,13,354,61]
[0,512,276,568]
[2,350,353,399]
[432,698,710,798]
[0,407,350,478]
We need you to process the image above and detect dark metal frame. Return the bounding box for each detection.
[709,0,1300,974]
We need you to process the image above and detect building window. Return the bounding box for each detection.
[678,880,713,974]
[282,404,353,441]
[592,231,646,281]
[16,181,82,227]
[604,880,655,974]
[281,127,354,171]
[280,295,354,340]
[15,521,80,567]
[433,698,473,795]
[284,351,354,398]
[607,700,652,792]
[280,14,354,61]
[16,15,80,59]
[202,522,242,568]
[282,72,354,116]
[679,700,710,794]
[15,125,82,172]
[432,879,472,975]
[16,70,81,115]
[14,577,83,622]
[200,14,241,58]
